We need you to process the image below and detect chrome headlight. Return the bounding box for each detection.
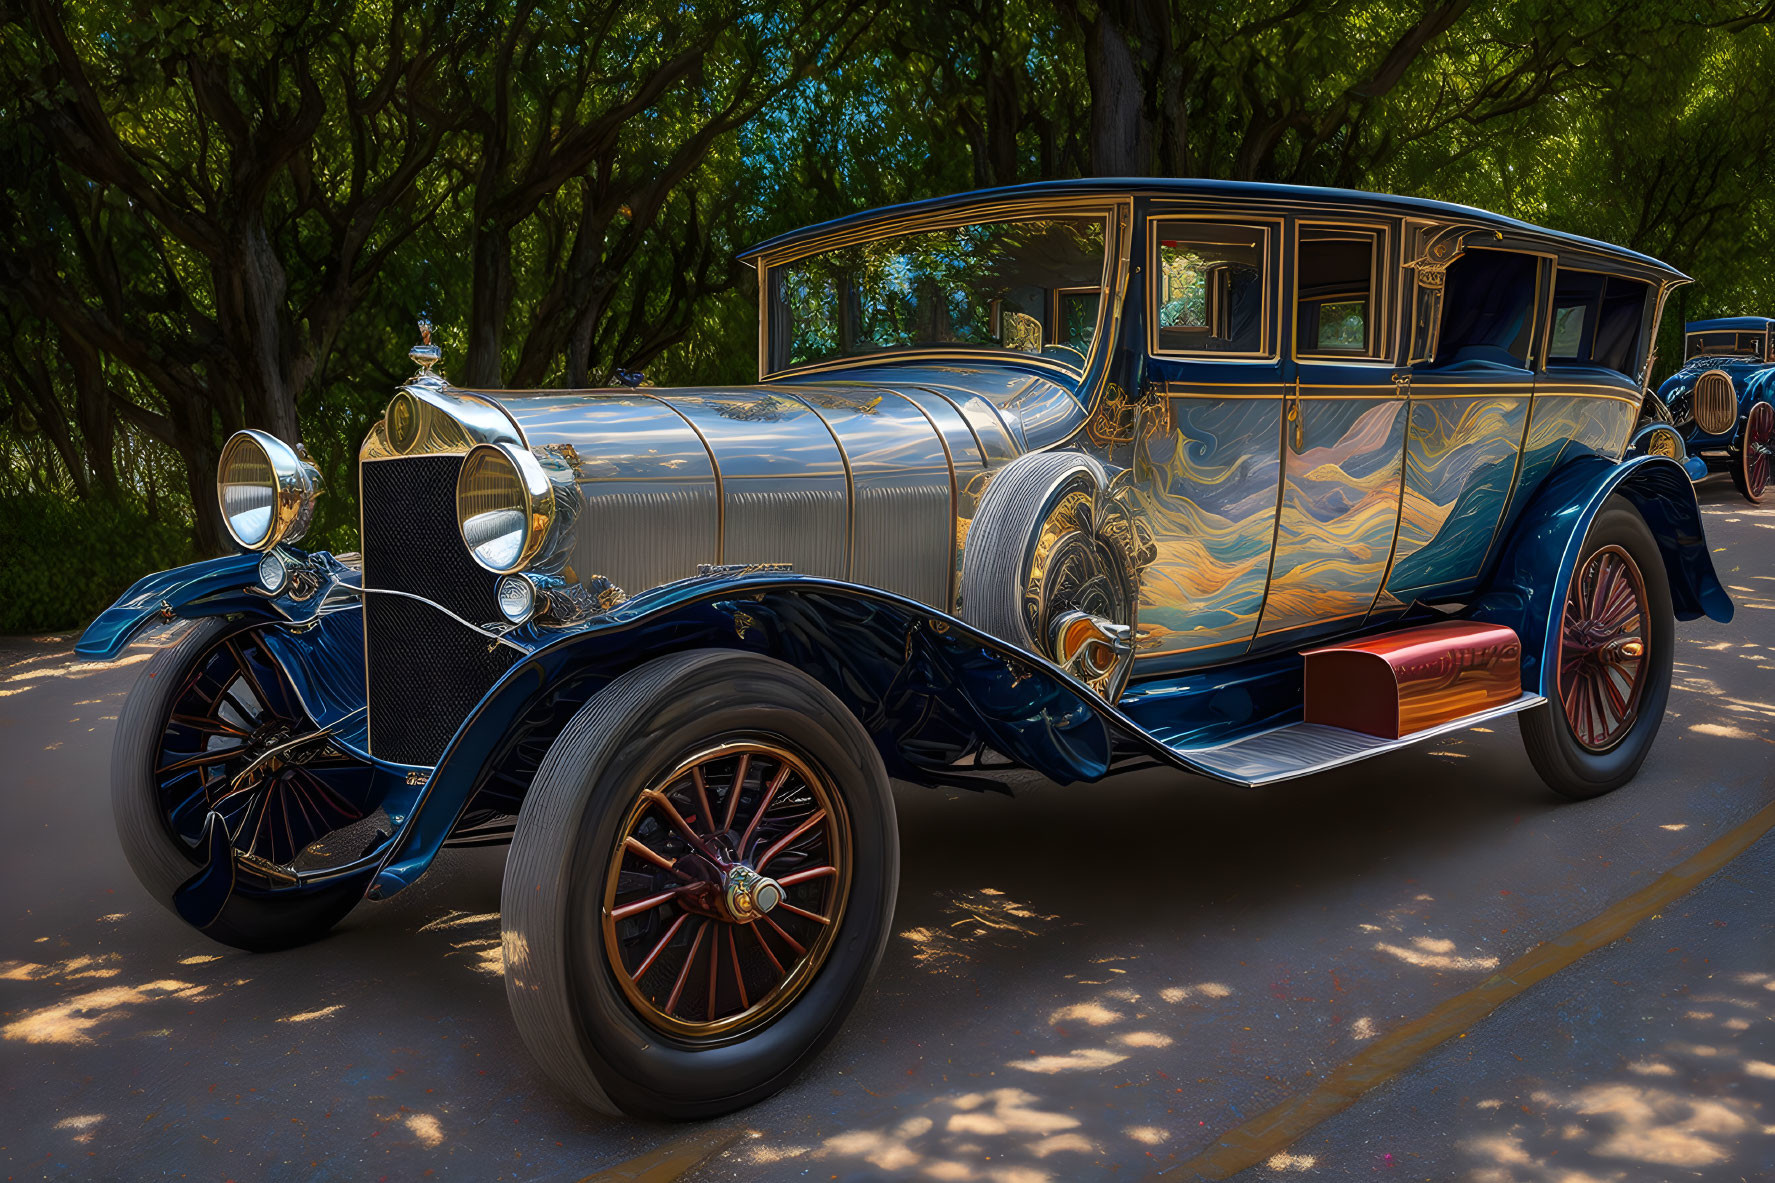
[217,429,321,552]
[457,442,557,574]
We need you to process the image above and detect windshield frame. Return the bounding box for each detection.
[755,197,1132,384]
[1685,330,1768,361]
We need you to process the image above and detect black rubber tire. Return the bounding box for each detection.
[1520,498,1675,800]
[112,616,362,951]
[1730,400,1772,503]
[500,649,898,1119]
[960,451,1108,650]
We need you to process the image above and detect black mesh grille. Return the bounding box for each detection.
[361,455,519,766]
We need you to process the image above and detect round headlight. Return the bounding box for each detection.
[217,429,320,552]
[457,442,556,574]
[496,574,538,623]
[257,550,291,595]
[1647,426,1681,460]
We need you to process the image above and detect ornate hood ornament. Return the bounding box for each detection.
[409,317,445,387]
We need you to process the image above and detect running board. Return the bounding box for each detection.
[1172,692,1546,787]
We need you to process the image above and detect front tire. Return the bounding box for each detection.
[1731,399,1772,503]
[501,649,898,1119]
[112,616,375,950]
[1520,498,1674,799]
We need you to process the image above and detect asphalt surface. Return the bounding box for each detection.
[1,475,1771,1183]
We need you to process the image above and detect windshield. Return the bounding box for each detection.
[1686,330,1766,360]
[767,216,1109,373]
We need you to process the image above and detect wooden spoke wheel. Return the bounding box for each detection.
[602,741,851,1038]
[1521,499,1674,799]
[1733,400,1773,503]
[501,649,897,1119]
[1556,544,1649,753]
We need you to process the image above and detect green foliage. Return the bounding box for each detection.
[5,0,1775,635]
[0,493,196,633]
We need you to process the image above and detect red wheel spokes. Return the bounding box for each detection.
[1557,545,1649,752]
[607,746,844,1033]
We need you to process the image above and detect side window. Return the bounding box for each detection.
[1150,221,1271,356]
[1296,227,1384,358]
[1424,250,1537,370]
[1548,269,1651,377]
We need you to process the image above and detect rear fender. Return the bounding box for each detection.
[1469,455,1731,696]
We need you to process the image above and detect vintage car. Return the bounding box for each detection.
[80,180,1733,1120]
[1650,316,1775,501]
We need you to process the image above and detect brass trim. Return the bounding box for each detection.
[1145,214,1282,360]
[1291,220,1395,363]
[456,442,558,575]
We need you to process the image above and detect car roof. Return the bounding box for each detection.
[741,178,1688,282]
[1685,317,1775,333]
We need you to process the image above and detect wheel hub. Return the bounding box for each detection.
[723,865,782,922]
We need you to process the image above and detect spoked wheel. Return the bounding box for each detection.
[1556,545,1649,752]
[1732,400,1773,502]
[502,649,897,1119]
[1521,498,1674,799]
[113,616,380,950]
[604,742,850,1038]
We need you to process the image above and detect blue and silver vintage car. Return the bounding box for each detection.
[80,179,1732,1119]
[1649,315,1775,501]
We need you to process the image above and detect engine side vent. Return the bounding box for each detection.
[1693,369,1738,436]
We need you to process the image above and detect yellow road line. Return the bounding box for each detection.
[577,1124,749,1183]
[1167,793,1775,1180]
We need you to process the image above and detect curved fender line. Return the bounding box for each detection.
[366,576,1213,900]
[1470,454,1731,698]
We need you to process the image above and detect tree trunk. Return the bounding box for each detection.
[1084,15,1152,176]
[465,220,512,388]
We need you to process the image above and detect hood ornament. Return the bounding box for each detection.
[409,317,445,387]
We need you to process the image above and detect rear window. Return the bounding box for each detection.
[1548,270,1652,377]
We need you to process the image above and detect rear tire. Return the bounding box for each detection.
[1520,498,1674,799]
[501,649,898,1119]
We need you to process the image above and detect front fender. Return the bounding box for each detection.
[1470,455,1732,696]
[367,577,1203,899]
[75,554,267,660]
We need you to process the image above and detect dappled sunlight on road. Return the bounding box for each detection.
[1453,970,1775,1181]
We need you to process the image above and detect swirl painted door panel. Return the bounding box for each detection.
[1252,365,1407,647]
[1127,375,1285,668]
[1374,370,1533,612]
[1130,214,1285,670]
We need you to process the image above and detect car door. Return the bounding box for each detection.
[1251,218,1410,649]
[1372,241,1545,613]
[1123,209,1288,672]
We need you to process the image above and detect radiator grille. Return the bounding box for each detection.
[1693,370,1738,436]
[361,455,518,766]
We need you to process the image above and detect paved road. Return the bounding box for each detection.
[1,477,1771,1183]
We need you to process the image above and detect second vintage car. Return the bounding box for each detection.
[1652,315,1775,501]
[80,179,1732,1119]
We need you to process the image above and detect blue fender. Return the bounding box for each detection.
[1470,455,1732,697]
[76,554,268,660]
[366,576,1159,898]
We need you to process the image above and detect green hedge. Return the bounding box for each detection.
[0,494,198,635]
